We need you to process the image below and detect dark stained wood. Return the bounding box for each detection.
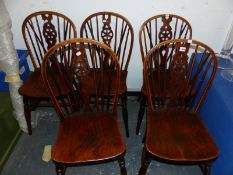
[87,69,127,95]
[52,113,125,163]
[18,70,70,98]
[146,109,219,162]
[41,38,127,175]
[139,14,192,62]
[138,150,151,175]
[80,12,134,137]
[136,14,192,135]
[18,11,77,134]
[138,39,219,175]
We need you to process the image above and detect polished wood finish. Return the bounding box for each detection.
[136,14,192,135]
[41,38,127,175]
[138,39,219,175]
[18,11,77,134]
[146,109,219,161]
[80,12,134,137]
[53,113,125,163]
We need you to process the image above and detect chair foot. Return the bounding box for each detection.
[138,149,151,175]
[118,156,127,175]
[23,96,32,135]
[55,162,66,175]
[121,93,129,137]
[136,95,147,135]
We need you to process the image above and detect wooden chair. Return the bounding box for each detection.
[41,38,127,175]
[80,12,134,137]
[136,14,192,135]
[138,39,219,175]
[18,11,77,134]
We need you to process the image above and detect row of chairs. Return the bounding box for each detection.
[18,11,192,137]
[18,11,219,175]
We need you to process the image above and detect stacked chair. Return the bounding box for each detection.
[138,39,219,175]
[41,38,127,175]
[19,11,77,134]
[136,14,192,135]
[80,12,134,137]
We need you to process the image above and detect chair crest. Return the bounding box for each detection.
[159,15,173,42]
[101,14,113,46]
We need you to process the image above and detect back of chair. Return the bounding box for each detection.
[80,11,134,71]
[139,14,192,62]
[41,38,120,120]
[22,11,77,70]
[144,39,218,112]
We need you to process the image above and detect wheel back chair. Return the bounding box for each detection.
[19,11,77,134]
[136,14,192,135]
[138,39,219,175]
[41,38,127,175]
[80,12,134,137]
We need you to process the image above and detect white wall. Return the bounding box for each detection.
[4,0,233,91]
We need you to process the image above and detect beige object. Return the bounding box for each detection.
[42,145,52,162]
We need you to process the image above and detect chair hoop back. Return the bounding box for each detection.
[80,11,134,71]
[139,14,192,62]
[144,39,218,112]
[41,38,120,120]
[22,11,77,69]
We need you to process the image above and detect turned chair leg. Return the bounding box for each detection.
[23,96,32,135]
[136,95,147,135]
[137,91,142,101]
[138,148,151,175]
[118,156,127,175]
[55,162,66,175]
[142,128,147,143]
[121,93,129,137]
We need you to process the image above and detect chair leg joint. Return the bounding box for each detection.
[118,156,127,175]
[138,149,151,175]
[55,163,66,175]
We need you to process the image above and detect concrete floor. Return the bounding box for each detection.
[1,97,202,175]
